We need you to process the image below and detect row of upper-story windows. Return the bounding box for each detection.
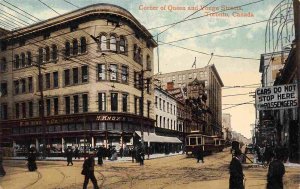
[12,77,33,95]
[1,92,152,120]
[155,115,178,131]
[2,35,152,72]
[155,96,176,115]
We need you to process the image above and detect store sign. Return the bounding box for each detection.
[256,84,298,110]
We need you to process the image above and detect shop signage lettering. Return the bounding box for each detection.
[256,84,298,110]
[96,115,127,121]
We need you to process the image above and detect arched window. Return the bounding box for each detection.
[15,54,20,68]
[146,55,151,70]
[21,53,25,67]
[65,41,70,57]
[51,44,57,60]
[119,36,126,53]
[26,51,32,66]
[72,39,78,55]
[38,48,43,64]
[110,35,116,51]
[100,35,107,50]
[0,57,7,71]
[45,46,50,61]
[80,37,87,53]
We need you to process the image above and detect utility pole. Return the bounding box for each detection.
[140,70,144,147]
[37,61,46,159]
[293,0,300,161]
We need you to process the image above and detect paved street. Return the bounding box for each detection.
[1,148,299,189]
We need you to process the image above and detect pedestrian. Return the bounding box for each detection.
[74,147,80,160]
[131,147,136,163]
[119,146,123,158]
[66,146,73,166]
[81,152,99,189]
[27,146,37,172]
[96,145,104,166]
[0,149,6,177]
[267,150,285,189]
[139,148,145,166]
[196,146,204,163]
[229,149,244,189]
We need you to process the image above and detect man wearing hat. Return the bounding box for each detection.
[81,152,99,189]
[267,149,285,189]
[229,149,244,189]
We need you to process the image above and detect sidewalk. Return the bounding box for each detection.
[4,151,184,162]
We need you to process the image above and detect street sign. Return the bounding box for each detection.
[256,84,298,110]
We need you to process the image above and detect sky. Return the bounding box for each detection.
[0,0,290,138]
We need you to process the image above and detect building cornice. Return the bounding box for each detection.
[0,3,157,47]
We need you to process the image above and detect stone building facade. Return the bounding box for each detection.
[0,4,157,155]
[154,65,224,136]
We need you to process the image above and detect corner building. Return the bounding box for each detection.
[0,4,157,155]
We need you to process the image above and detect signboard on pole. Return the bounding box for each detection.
[256,84,298,110]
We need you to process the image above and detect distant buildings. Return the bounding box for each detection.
[222,113,232,140]
[155,65,224,137]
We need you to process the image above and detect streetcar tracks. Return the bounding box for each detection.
[24,170,42,189]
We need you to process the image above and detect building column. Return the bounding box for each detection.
[91,137,94,148]
[12,140,17,157]
[35,138,39,151]
[62,137,65,153]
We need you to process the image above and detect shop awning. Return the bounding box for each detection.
[135,131,182,143]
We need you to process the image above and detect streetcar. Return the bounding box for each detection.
[185,133,225,157]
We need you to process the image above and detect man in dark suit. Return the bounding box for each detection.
[229,149,244,189]
[82,153,99,189]
[267,150,285,189]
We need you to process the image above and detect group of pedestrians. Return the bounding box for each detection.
[130,146,145,166]
[229,147,285,189]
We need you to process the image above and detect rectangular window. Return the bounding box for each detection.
[73,67,78,84]
[121,65,128,83]
[82,65,88,82]
[155,96,158,108]
[0,82,7,96]
[46,99,51,115]
[98,93,106,111]
[134,96,138,114]
[65,96,70,114]
[53,72,58,88]
[73,95,79,113]
[111,93,118,111]
[21,79,26,93]
[139,97,143,116]
[110,64,117,81]
[146,78,150,94]
[14,80,19,94]
[82,94,88,112]
[159,98,162,110]
[167,102,169,113]
[28,77,33,92]
[45,73,50,89]
[97,64,106,80]
[122,94,128,112]
[15,103,19,118]
[54,98,59,115]
[21,102,26,118]
[64,69,70,86]
[28,101,33,117]
[163,100,165,111]
[147,101,151,118]
[1,103,8,120]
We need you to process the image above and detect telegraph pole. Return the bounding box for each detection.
[293,0,300,161]
[37,61,47,159]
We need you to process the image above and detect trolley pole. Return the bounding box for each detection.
[37,62,46,159]
[293,0,300,161]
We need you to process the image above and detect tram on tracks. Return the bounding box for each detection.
[185,133,225,157]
